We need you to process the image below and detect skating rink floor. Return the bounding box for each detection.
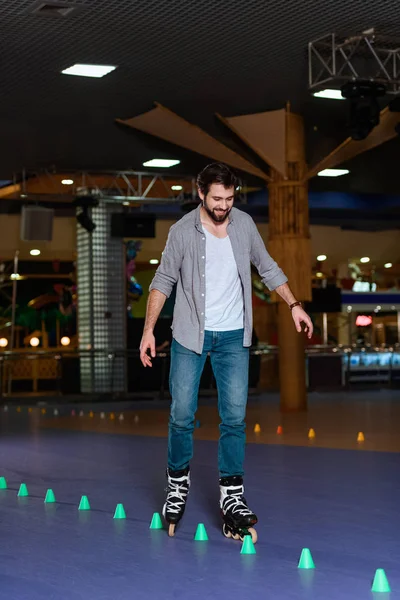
[0,389,399,600]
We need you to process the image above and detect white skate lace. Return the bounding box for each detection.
[166,480,189,515]
[223,486,253,517]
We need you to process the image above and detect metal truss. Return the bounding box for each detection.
[308,31,400,94]
[12,169,247,204]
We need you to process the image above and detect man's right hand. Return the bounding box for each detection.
[140,331,156,367]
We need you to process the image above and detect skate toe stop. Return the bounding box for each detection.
[248,527,258,544]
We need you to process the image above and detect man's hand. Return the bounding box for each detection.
[291,306,313,339]
[140,331,156,367]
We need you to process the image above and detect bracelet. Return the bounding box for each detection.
[289,301,302,311]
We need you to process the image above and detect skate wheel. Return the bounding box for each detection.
[232,533,241,541]
[168,523,176,537]
[222,523,232,538]
[248,527,258,544]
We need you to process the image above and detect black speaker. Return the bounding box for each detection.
[111,213,156,238]
[304,286,342,313]
[20,206,54,241]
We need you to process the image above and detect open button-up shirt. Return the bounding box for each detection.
[149,204,287,354]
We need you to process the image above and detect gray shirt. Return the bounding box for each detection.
[149,204,287,354]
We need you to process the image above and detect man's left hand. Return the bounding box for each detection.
[291,306,313,339]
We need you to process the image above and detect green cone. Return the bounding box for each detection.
[0,476,7,489]
[17,483,29,497]
[194,523,208,541]
[44,489,56,503]
[298,548,315,569]
[78,495,91,510]
[371,568,391,593]
[240,535,256,554]
[149,512,163,529]
[113,503,126,519]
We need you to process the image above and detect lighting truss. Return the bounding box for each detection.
[308,31,400,95]
[11,169,248,204]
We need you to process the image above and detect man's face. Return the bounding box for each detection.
[199,183,235,224]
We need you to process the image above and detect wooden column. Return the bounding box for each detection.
[268,110,311,411]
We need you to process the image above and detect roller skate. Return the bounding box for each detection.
[162,466,190,537]
[220,476,258,544]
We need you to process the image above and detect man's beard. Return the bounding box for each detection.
[202,199,231,223]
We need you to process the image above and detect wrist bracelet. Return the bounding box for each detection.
[289,301,302,311]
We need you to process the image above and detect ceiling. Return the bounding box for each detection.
[1,0,400,194]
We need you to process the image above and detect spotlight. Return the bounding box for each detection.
[30,337,40,347]
[0,338,8,348]
[77,208,96,233]
[73,195,98,233]
[341,81,386,141]
[60,336,70,346]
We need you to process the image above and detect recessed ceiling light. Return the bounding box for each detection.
[317,254,327,261]
[149,259,159,265]
[384,262,392,268]
[61,64,116,78]
[171,185,183,191]
[360,257,370,263]
[143,159,180,168]
[317,169,350,177]
[313,89,344,100]
[61,179,74,185]
[30,249,41,256]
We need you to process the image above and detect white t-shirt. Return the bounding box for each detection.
[204,228,244,331]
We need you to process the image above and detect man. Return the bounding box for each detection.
[140,163,313,540]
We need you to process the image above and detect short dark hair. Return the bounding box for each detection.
[196,163,239,196]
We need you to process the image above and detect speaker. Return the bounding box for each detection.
[20,206,54,242]
[304,286,342,313]
[111,213,155,238]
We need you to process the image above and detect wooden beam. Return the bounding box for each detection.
[0,184,20,198]
[216,110,283,178]
[117,103,270,181]
[306,106,399,180]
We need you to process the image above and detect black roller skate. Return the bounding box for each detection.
[162,467,190,537]
[220,475,258,544]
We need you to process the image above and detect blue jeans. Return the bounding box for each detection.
[168,329,249,477]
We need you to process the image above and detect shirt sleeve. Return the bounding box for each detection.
[250,221,288,291]
[149,224,183,298]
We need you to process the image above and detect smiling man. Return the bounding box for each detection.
[140,162,313,541]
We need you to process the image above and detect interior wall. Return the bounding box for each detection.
[0,213,398,266]
[0,214,76,261]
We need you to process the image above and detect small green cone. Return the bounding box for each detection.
[149,512,163,529]
[113,503,126,519]
[44,489,56,503]
[371,568,391,593]
[240,535,256,554]
[194,523,208,541]
[298,548,315,569]
[0,476,7,489]
[78,495,91,510]
[17,483,29,497]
